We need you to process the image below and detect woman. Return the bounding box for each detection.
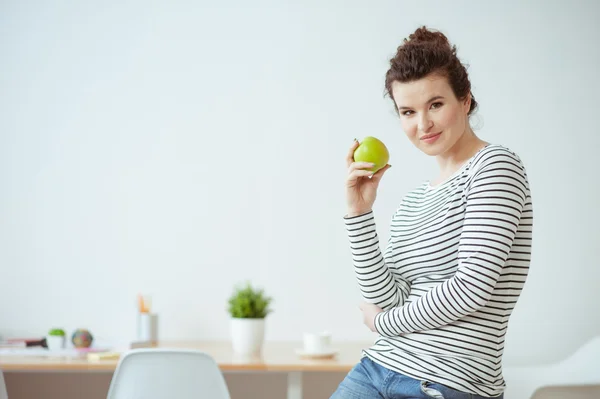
[332,26,533,398]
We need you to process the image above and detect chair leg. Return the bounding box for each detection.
[287,371,302,399]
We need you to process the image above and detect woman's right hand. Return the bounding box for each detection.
[345,139,391,217]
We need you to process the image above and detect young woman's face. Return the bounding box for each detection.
[391,74,471,156]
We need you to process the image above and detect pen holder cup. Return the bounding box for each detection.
[137,313,159,343]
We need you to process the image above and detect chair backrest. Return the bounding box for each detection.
[0,369,8,399]
[503,335,600,399]
[107,348,230,399]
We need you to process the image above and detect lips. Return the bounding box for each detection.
[421,132,442,140]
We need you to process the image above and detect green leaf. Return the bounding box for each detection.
[227,281,273,318]
[48,328,66,336]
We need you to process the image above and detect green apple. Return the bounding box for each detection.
[353,136,390,173]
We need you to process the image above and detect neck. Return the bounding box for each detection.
[435,126,487,178]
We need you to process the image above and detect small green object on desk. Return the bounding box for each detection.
[48,328,66,336]
[72,328,94,348]
[228,282,273,318]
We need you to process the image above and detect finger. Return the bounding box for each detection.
[347,169,374,184]
[348,161,375,173]
[346,139,360,168]
[371,164,391,183]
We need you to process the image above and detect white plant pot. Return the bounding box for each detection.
[46,335,66,351]
[230,318,265,355]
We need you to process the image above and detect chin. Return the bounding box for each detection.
[417,142,445,156]
[416,134,454,156]
[420,147,442,156]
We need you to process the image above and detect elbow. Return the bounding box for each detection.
[455,275,493,313]
[468,296,490,313]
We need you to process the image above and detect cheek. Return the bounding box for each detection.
[438,106,460,128]
[400,119,418,139]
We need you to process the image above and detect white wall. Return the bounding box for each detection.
[1,0,599,370]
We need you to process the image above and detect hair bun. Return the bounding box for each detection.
[406,26,451,48]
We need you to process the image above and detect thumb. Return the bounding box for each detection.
[371,164,391,183]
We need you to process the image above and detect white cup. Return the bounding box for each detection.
[138,313,159,343]
[303,331,332,354]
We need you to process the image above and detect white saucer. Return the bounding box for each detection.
[295,348,339,359]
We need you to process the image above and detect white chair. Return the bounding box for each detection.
[107,348,231,399]
[0,369,8,399]
[503,335,600,399]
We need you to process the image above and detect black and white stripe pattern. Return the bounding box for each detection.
[345,144,533,397]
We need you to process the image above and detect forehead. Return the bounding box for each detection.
[391,74,453,106]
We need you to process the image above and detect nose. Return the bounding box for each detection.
[418,114,434,133]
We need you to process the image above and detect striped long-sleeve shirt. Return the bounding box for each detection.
[344,144,533,397]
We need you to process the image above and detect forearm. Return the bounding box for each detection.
[374,265,499,336]
[345,211,409,310]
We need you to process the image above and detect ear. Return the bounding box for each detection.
[463,93,472,114]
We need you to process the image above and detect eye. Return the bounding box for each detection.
[401,110,414,116]
[431,102,443,109]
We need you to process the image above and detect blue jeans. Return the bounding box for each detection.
[330,356,504,399]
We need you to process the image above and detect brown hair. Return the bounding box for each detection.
[384,26,478,116]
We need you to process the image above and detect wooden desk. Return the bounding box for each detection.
[0,341,369,399]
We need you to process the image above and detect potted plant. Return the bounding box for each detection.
[46,328,66,350]
[227,282,273,355]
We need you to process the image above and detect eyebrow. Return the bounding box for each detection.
[398,96,445,111]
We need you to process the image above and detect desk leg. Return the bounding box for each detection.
[287,371,302,399]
